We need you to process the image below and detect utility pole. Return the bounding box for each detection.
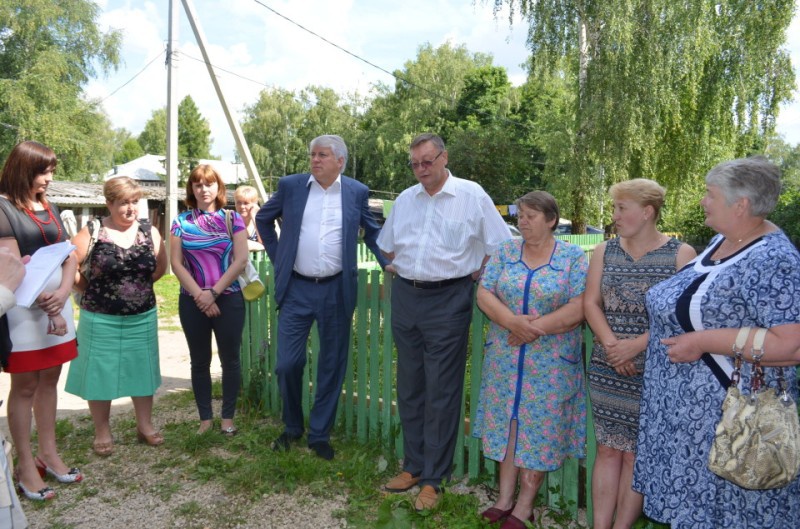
[165,0,180,273]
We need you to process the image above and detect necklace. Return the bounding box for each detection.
[25,203,63,245]
[712,221,764,264]
[623,233,668,260]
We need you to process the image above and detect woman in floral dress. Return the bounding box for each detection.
[474,191,587,529]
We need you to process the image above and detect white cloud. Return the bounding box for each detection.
[775,1,800,144]
[89,1,800,160]
[88,0,531,161]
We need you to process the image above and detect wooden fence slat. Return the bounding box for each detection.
[356,269,369,442]
[381,273,394,448]
[243,239,611,518]
[368,269,381,440]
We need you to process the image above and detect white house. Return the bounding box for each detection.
[106,155,247,186]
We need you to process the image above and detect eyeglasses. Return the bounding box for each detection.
[408,151,443,171]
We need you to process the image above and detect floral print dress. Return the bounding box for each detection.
[473,238,588,470]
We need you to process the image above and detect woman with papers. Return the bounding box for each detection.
[0,141,83,502]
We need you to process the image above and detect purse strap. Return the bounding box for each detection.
[750,327,767,394]
[223,210,233,239]
[730,326,751,387]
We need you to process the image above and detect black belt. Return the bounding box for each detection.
[398,275,471,289]
[292,271,341,283]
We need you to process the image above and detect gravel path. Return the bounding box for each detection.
[1,329,351,529]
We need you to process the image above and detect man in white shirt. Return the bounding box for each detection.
[256,135,385,460]
[378,133,511,510]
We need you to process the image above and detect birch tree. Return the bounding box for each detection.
[494,0,795,232]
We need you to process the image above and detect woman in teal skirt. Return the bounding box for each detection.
[66,176,167,456]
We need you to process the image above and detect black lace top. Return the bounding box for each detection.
[81,220,157,315]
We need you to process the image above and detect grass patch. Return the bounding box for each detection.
[38,384,520,528]
[154,274,180,323]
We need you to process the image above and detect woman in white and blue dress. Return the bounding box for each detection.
[635,156,800,529]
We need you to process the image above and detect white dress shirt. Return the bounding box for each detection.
[293,174,343,277]
[378,171,511,281]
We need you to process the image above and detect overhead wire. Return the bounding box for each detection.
[249,0,534,133]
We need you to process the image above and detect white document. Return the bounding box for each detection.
[15,241,76,308]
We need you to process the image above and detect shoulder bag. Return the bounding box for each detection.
[224,210,265,302]
[708,327,800,489]
[72,218,100,306]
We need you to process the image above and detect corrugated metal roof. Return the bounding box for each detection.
[47,182,184,205]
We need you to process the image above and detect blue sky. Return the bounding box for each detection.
[86,1,800,162]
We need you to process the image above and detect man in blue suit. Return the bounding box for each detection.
[256,135,385,460]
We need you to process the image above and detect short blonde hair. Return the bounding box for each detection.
[104,176,142,204]
[234,185,258,204]
[609,179,666,221]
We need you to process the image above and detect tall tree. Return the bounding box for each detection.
[448,65,543,203]
[359,43,494,195]
[137,109,168,156]
[177,95,212,164]
[136,98,213,181]
[113,128,144,165]
[241,87,307,191]
[0,0,122,179]
[297,86,362,175]
[493,0,795,231]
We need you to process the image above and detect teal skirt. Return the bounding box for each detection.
[65,307,161,400]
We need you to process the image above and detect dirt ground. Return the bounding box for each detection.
[0,329,209,433]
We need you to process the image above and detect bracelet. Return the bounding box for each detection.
[206,288,219,299]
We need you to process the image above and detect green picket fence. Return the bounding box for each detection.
[239,248,601,521]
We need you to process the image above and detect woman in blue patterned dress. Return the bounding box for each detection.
[634,157,800,529]
[585,179,695,529]
[474,191,587,529]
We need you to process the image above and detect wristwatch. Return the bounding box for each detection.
[208,288,219,299]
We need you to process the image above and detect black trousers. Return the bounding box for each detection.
[391,275,474,488]
[179,292,245,420]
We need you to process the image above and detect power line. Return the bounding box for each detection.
[95,50,167,106]
[249,0,534,134]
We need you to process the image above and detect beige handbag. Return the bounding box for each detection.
[708,327,800,489]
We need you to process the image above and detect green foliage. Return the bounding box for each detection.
[178,95,212,163]
[493,0,795,232]
[241,85,362,192]
[0,0,121,179]
[136,97,214,182]
[358,43,494,195]
[113,129,145,165]
[137,108,168,155]
[770,185,800,247]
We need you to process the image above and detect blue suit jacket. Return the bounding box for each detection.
[255,173,386,315]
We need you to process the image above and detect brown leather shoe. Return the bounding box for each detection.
[414,485,440,511]
[384,471,420,492]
